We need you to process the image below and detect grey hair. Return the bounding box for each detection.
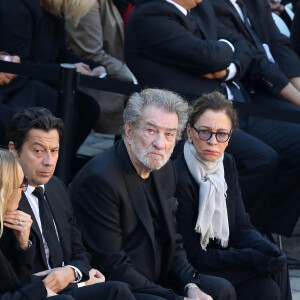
[123,88,189,141]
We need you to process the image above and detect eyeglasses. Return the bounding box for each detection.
[192,125,231,143]
[19,176,28,192]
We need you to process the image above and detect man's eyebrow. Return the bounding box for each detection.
[145,122,177,131]
[31,142,46,148]
[31,142,59,149]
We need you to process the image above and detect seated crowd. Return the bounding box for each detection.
[0,0,299,299]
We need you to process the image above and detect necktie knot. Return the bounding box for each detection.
[32,187,45,199]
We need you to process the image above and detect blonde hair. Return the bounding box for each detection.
[41,0,96,23]
[0,149,19,236]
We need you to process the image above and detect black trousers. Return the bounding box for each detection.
[63,281,136,300]
[133,274,236,300]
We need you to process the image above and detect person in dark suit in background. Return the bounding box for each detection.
[0,0,107,152]
[174,92,291,300]
[210,0,300,238]
[210,0,300,109]
[0,149,74,300]
[124,0,300,235]
[70,88,236,300]
[7,107,136,300]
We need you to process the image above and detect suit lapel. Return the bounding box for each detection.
[110,0,125,42]
[19,193,48,268]
[224,0,257,43]
[117,141,156,253]
[190,6,209,39]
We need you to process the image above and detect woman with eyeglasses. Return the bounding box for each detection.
[0,149,74,300]
[174,92,291,300]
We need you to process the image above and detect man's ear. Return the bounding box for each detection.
[124,123,133,141]
[8,141,18,157]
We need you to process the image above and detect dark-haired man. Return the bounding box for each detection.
[7,107,136,300]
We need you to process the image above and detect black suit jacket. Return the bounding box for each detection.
[174,153,275,284]
[0,230,47,300]
[211,0,300,95]
[19,176,91,281]
[124,0,252,100]
[70,140,197,299]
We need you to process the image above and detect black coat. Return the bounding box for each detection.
[0,230,46,300]
[174,153,277,284]
[70,140,198,299]
[210,0,300,95]
[19,176,91,283]
[124,0,252,100]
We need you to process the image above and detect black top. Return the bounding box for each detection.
[140,174,168,281]
[0,229,47,300]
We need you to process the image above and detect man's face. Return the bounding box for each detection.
[126,105,178,174]
[10,129,59,187]
[174,0,203,10]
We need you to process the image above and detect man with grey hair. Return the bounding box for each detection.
[70,88,236,300]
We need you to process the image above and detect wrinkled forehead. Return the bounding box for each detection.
[23,128,60,148]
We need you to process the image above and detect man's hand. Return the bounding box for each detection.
[74,62,92,76]
[203,70,227,80]
[3,210,32,249]
[85,268,105,286]
[184,285,213,300]
[0,54,20,85]
[91,66,107,77]
[35,267,75,293]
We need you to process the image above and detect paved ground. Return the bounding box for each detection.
[78,131,300,299]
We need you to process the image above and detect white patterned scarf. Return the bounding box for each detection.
[183,141,229,250]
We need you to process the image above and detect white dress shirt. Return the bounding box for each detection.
[25,185,83,283]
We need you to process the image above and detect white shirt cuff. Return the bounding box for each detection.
[78,282,86,288]
[218,39,235,52]
[225,63,237,81]
[64,265,82,283]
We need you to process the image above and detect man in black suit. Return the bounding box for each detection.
[210,0,300,109]
[70,88,236,300]
[210,0,300,238]
[124,0,300,235]
[7,107,136,300]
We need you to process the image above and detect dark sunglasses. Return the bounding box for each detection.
[19,176,28,192]
[192,125,232,143]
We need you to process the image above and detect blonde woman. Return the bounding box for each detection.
[0,149,74,300]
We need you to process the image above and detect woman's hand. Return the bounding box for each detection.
[85,268,105,286]
[3,210,32,249]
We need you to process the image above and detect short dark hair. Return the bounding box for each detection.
[7,107,64,153]
[189,92,239,129]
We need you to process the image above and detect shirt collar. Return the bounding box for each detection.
[25,184,45,197]
[166,0,188,16]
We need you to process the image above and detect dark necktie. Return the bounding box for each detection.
[236,0,264,50]
[32,187,63,268]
